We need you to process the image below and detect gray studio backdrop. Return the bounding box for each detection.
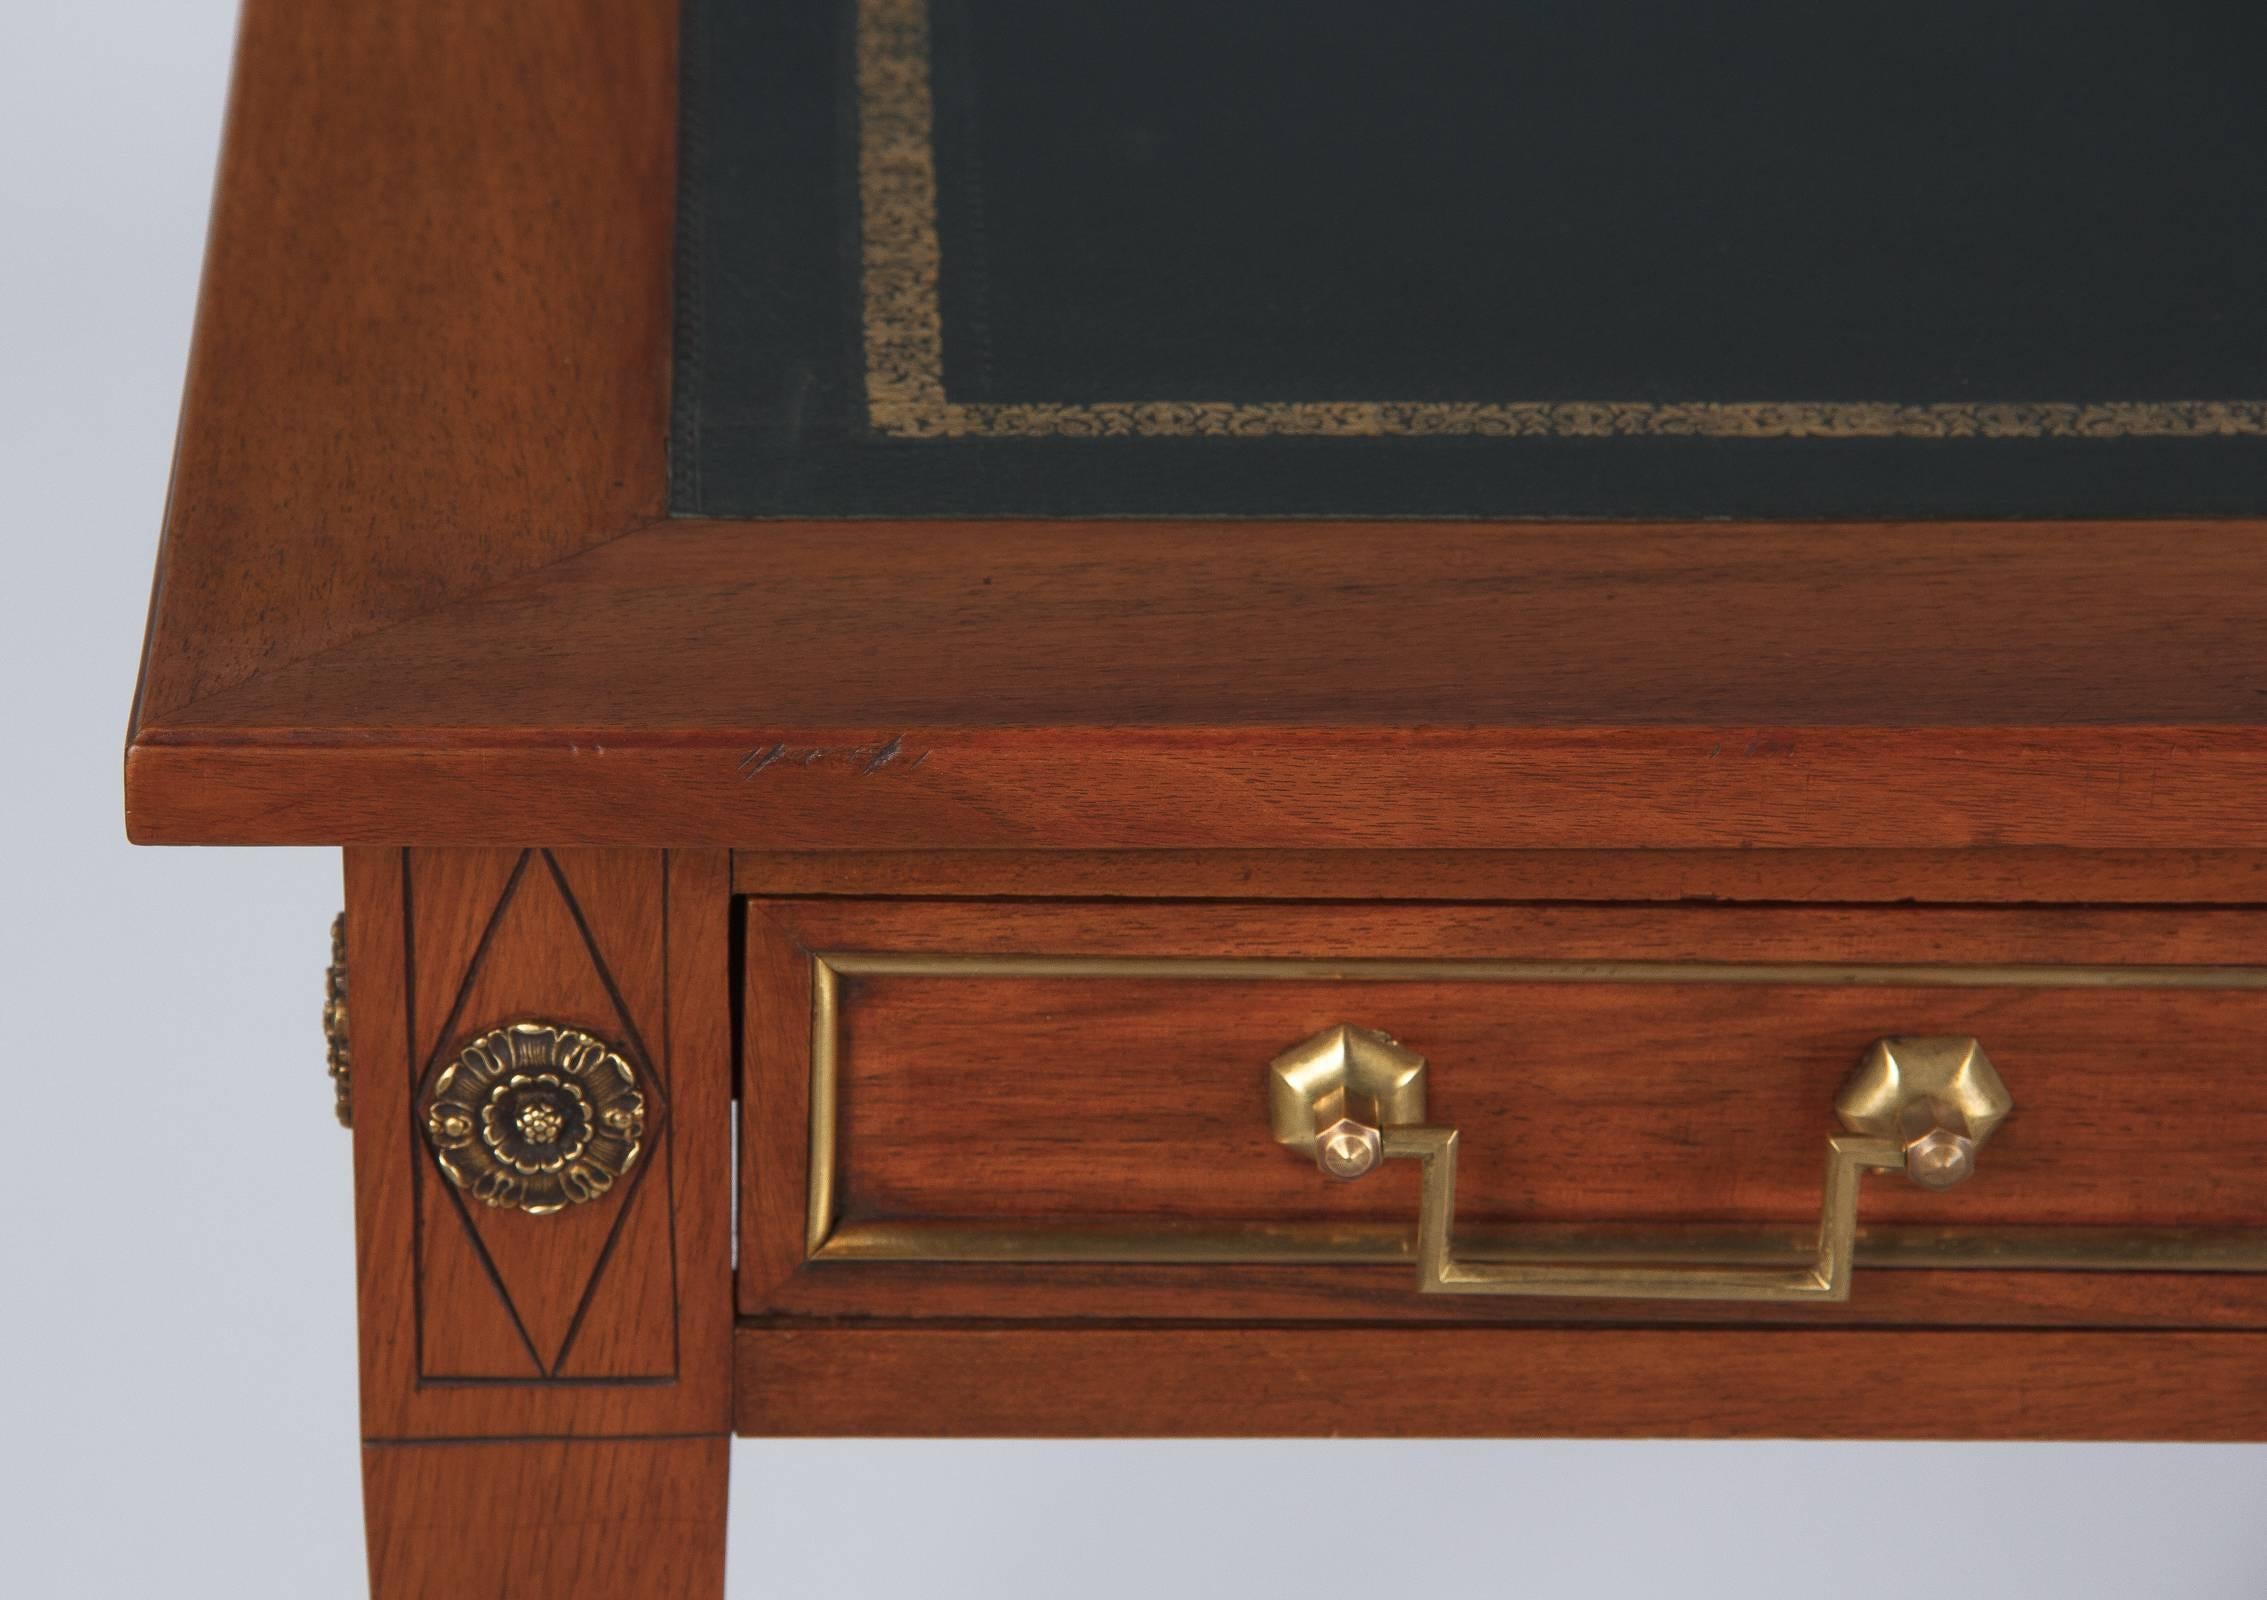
[4,4,2261,1595]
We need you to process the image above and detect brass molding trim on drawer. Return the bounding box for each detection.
[803,951,2267,1271]
[812,1220,2267,1274]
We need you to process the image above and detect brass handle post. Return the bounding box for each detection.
[1269,1029,2012,1305]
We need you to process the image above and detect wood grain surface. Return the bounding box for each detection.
[836,977,2267,1228]
[130,0,676,725]
[744,898,2267,1328]
[131,521,2267,853]
[151,519,2267,728]
[363,1437,726,1599]
[350,848,734,1439]
[732,846,2267,905]
[736,1326,2267,1441]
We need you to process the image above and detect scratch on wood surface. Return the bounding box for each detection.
[739,736,928,779]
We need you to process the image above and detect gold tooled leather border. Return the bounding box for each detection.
[856,0,2267,442]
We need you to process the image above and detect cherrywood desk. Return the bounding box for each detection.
[130,2,2267,1594]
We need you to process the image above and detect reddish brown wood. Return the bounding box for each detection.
[130,520,2267,852]
[733,847,2267,904]
[111,0,2267,1559]
[130,0,676,727]
[148,519,2267,728]
[744,898,2267,1326]
[740,906,815,1309]
[759,1262,2267,1330]
[119,0,2267,1486]
[749,896,2267,972]
[414,850,671,1379]
[734,1325,2267,1440]
[123,723,2267,852]
[363,1437,726,1599]
[349,848,733,1438]
[838,977,2267,1229]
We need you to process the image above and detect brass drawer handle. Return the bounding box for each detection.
[1268,1026,2012,1304]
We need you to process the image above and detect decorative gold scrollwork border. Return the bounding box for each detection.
[804,951,2267,1273]
[855,0,2267,443]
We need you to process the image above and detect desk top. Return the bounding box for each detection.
[677,0,2267,521]
[126,0,2267,851]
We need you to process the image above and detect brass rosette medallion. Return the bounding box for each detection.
[425,1022,646,1215]
[323,913,351,1128]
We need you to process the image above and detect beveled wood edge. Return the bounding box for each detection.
[125,718,2267,852]
[135,511,2267,737]
[129,0,679,735]
[133,516,674,736]
[733,1324,2267,1439]
[127,504,2267,850]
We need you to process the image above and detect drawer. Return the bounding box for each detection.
[740,899,2267,1329]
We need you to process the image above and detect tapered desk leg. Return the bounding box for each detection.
[364,1437,728,1597]
[343,848,736,1600]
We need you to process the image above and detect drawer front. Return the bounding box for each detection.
[740,900,2267,1328]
